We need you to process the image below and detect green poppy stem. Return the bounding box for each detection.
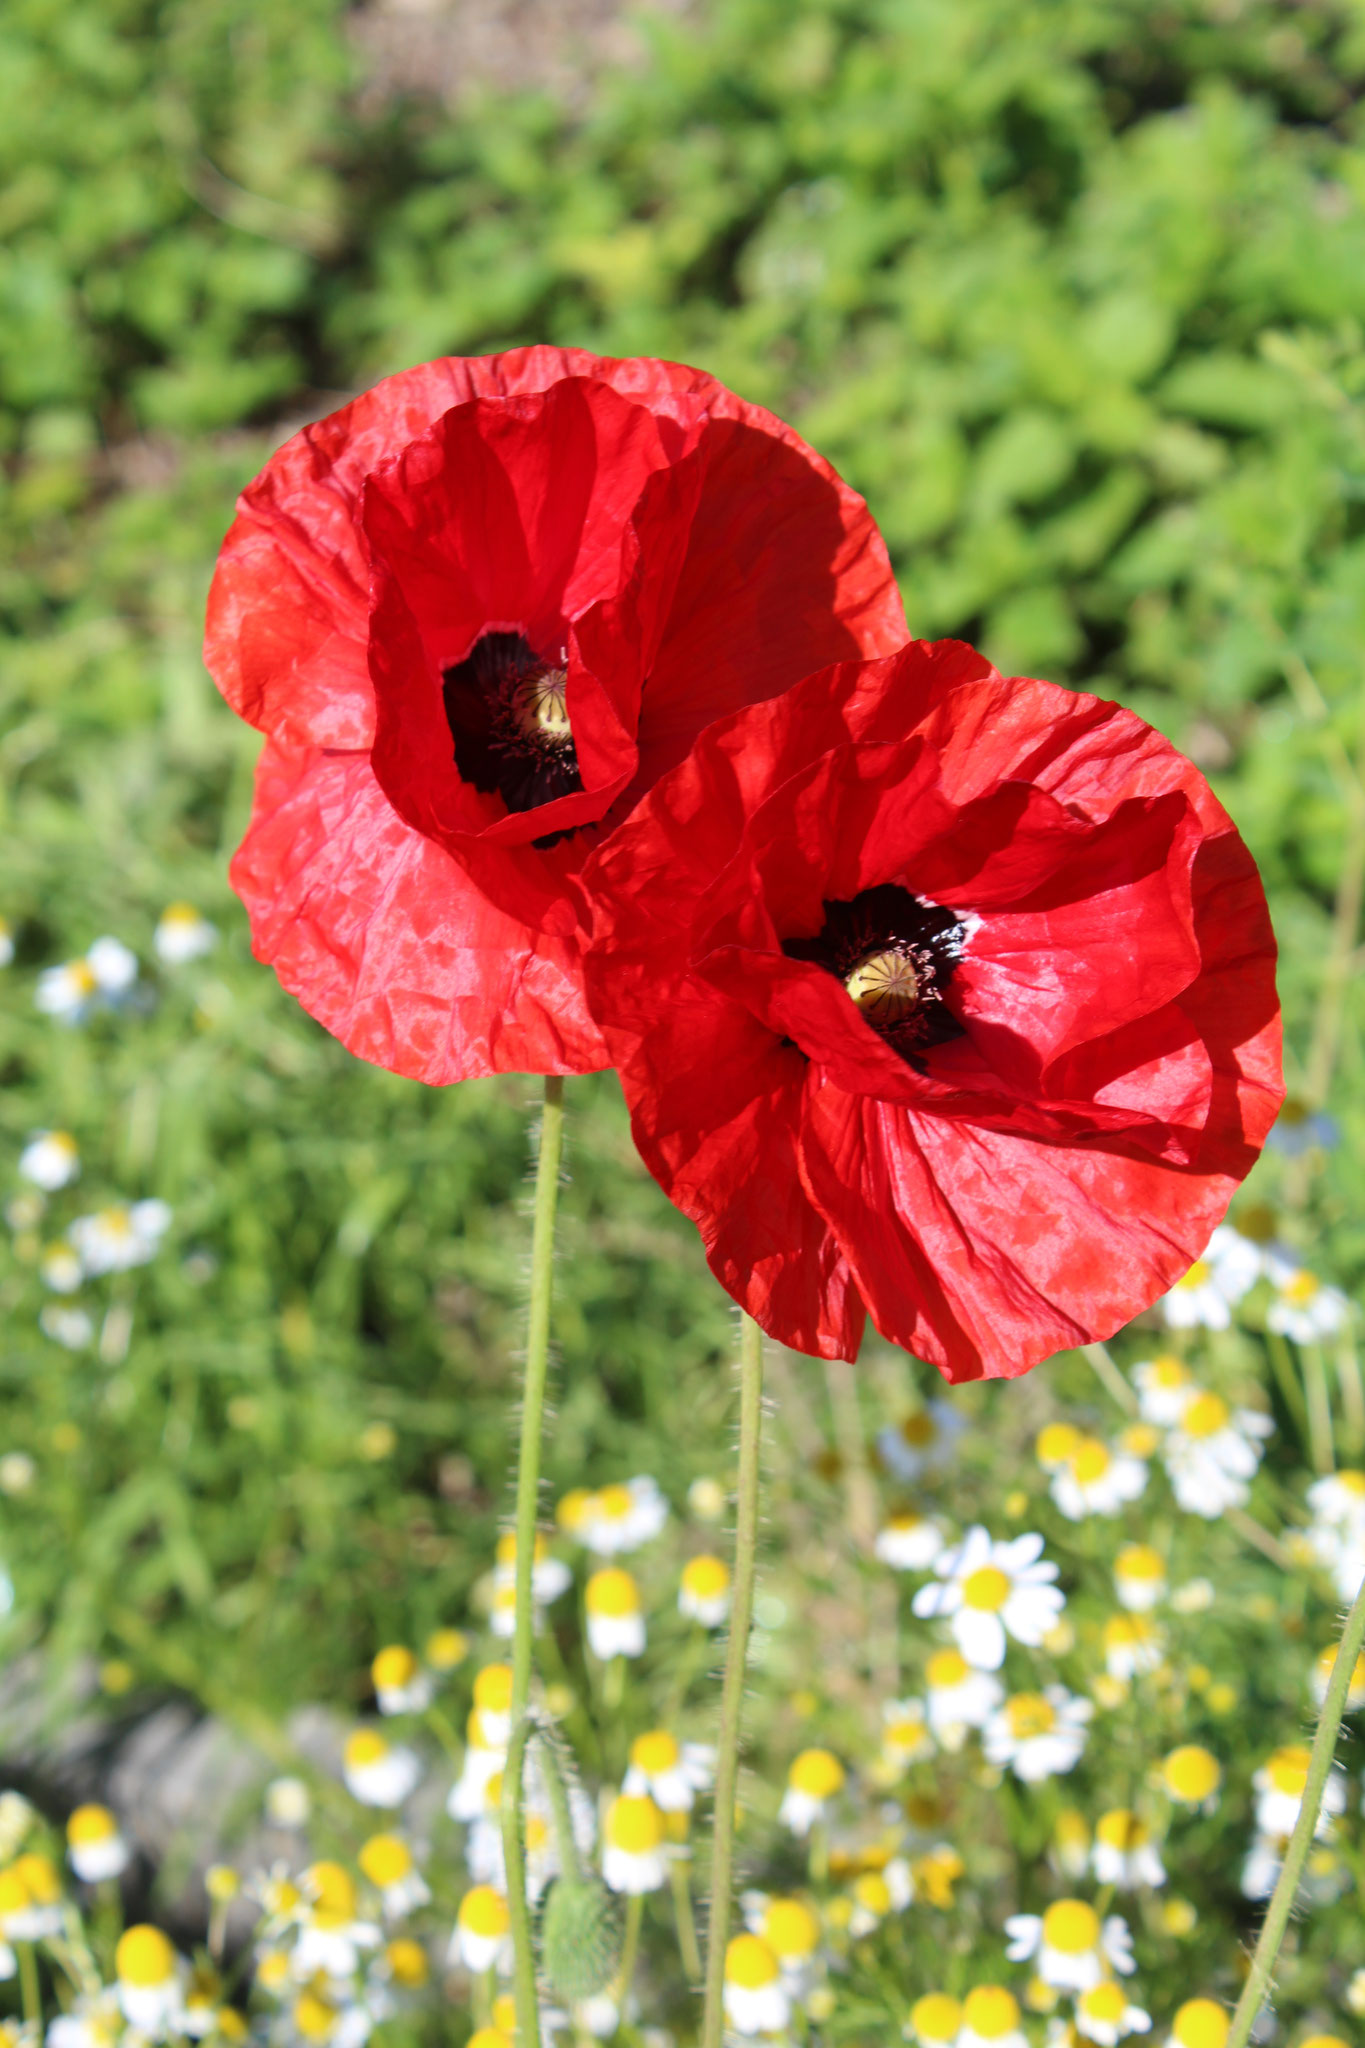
[700,1311,764,2048]
[1226,1566,1365,2048]
[501,1073,566,2048]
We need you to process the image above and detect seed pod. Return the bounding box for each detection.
[539,1873,622,2001]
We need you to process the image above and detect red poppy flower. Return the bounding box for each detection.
[204,347,906,1082]
[582,640,1283,1380]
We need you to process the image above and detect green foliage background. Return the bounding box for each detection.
[1,0,1363,1730]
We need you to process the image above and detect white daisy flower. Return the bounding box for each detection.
[1090,1809,1166,1889]
[1240,1834,1287,1901]
[465,1758,594,1904]
[1252,1744,1347,1840]
[601,1795,668,1895]
[740,1894,823,1993]
[1161,1745,1221,1811]
[912,1526,1064,1670]
[342,1731,421,1808]
[0,1856,63,1941]
[48,1993,124,2048]
[580,1477,668,1556]
[70,1198,172,1276]
[1102,1613,1164,1682]
[264,1777,312,1828]
[960,1985,1028,2048]
[39,1241,83,1293]
[1159,1225,1261,1330]
[357,1835,431,1919]
[1311,1642,1365,1710]
[447,1709,506,1823]
[1113,1544,1167,1612]
[295,1861,382,1976]
[35,958,100,1024]
[114,1926,184,2036]
[1305,1470,1365,1598]
[154,905,217,964]
[876,1402,965,1481]
[494,1529,572,1604]
[1003,1901,1134,1990]
[87,936,139,994]
[778,1748,845,1836]
[874,1512,946,1571]
[1161,1392,1272,1517]
[907,1993,964,2048]
[1132,1356,1197,1427]
[678,1553,731,1626]
[39,1305,94,1350]
[1074,1983,1151,2046]
[847,1862,912,1937]
[1035,1422,1084,1472]
[623,1729,713,1812]
[66,1803,129,1883]
[370,1645,433,1715]
[1050,1438,1147,1521]
[880,1697,934,1771]
[1264,1257,1350,1344]
[983,1687,1092,1782]
[448,1885,511,1975]
[469,1662,514,1745]
[723,1935,789,2037]
[924,1647,1003,1749]
[18,1132,79,1191]
[584,1567,645,1660]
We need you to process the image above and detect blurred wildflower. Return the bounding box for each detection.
[1074,1985,1151,2046]
[580,1478,668,1556]
[449,1885,511,1974]
[678,1553,731,1625]
[925,1647,1002,1748]
[70,1199,172,1276]
[114,1925,183,2034]
[494,1529,571,1604]
[623,1730,713,1812]
[584,1568,645,1659]
[40,1242,83,1293]
[741,1895,822,1994]
[1167,2002,1228,2048]
[1305,1471,1365,1598]
[448,1709,505,1822]
[357,1835,431,1918]
[39,1305,93,1349]
[66,1803,129,1883]
[265,1777,311,1828]
[1050,1438,1147,1521]
[961,1987,1027,2048]
[1051,1809,1090,1881]
[18,1132,79,1191]
[779,1749,845,1835]
[880,1698,933,1772]
[1252,1744,1346,1839]
[37,937,140,1024]
[602,1795,668,1893]
[370,1646,433,1715]
[1133,1357,1195,1427]
[0,1455,34,1496]
[1113,1544,1167,1612]
[1091,1810,1165,1888]
[913,1527,1064,1669]
[875,1512,946,1570]
[1161,1393,1272,1517]
[1161,1745,1221,1811]
[342,1730,421,1808]
[1266,1098,1337,1155]
[1035,1423,1084,1473]
[1170,1577,1215,1614]
[154,904,217,963]
[424,1627,468,1672]
[1311,1641,1365,1708]
[687,1475,726,1521]
[723,1934,788,2036]
[983,1688,1092,1782]
[1265,1259,1350,1343]
[296,1862,381,1975]
[848,1864,911,1937]
[472,1663,513,1743]
[908,1993,963,2048]
[877,1403,964,1481]
[1102,1615,1164,1681]
[1004,1902,1134,1988]
[1159,1226,1261,1330]
[910,1845,965,1909]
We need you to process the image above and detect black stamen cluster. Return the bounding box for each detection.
[443,631,583,815]
[783,882,966,1062]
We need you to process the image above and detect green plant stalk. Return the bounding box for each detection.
[616,1891,644,2014]
[671,1852,702,1983]
[1226,1567,1365,2048]
[17,1943,40,2027]
[1266,1328,1310,1442]
[501,1073,567,2048]
[1301,1342,1335,1474]
[1337,1334,1365,1456]
[537,1723,585,1884]
[700,1312,764,2048]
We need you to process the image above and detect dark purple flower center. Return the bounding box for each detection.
[783,883,966,1059]
[443,631,583,815]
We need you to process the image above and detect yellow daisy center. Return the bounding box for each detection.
[927,1648,971,1688]
[344,1730,388,1769]
[1164,1745,1221,1802]
[1116,1544,1164,1582]
[1080,1985,1128,2025]
[473,1663,514,1715]
[1070,1440,1111,1484]
[607,1795,664,1854]
[596,1483,633,1522]
[1172,2001,1229,2048]
[961,1565,1012,1611]
[725,1934,780,1989]
[911,1994,964,2043]
[586,1567,640,1616]
[305,1862,357,1927]
[682,1555,729,1600]
[963,1986,1022,2038]
[1180,1393,1230,1439]
[788,1748,845,1799]
[763,1898,819,1959]
[459,1886,510,1938]
[1005,1693,1056,1740]
[631,1729,681,1776]
[358,1836,412,1888]
[67,1804,118,1845]
[1041,1900,1100,1954]
[371,1646,418,1691]
[1175,1260,1212,1290]
[1036,1423,1082,1466]
[1265,1746,1311,1797]
[1096,1809,1148,1849]
[116,1925,177,1987]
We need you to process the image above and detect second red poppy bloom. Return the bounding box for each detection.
[204,349,907,1082]
[582,641,1283,1381]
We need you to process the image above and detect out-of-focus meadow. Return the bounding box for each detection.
[4,1,1365,2041]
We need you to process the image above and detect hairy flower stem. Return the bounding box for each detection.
[501,1074,566,2048]
[1226,1568,1365,2048]
[700,1312,764,2048]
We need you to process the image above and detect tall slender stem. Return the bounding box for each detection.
[1226,1568,1365,2048]
[501,1074,566,2048]
[700,1312,764,2048]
